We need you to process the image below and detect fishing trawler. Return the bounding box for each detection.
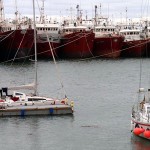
[31,0,61,59]
[59,5,94,59]
[93,5,124,58]
[120,26,147,57]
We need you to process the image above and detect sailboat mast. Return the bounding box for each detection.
[32,0,38,96]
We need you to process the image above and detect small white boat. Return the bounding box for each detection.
[0,90,74,116]
[131,88,150,139]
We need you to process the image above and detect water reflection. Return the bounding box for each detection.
[131,135,150,150]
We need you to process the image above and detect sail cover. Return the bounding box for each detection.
[8,83,35,90]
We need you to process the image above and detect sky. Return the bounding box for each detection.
[2,0,150,22]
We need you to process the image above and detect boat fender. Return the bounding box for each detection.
[144,129,150,138]
[133,127,143,135]
[70,101,74,107]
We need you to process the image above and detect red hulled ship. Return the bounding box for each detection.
[121,40,147,57]
[30,23,62,59]
[0,29,34,62]
[120,28,147,57]
[31,35,60,59]
[59,26,95,58]
[93,26,124,58]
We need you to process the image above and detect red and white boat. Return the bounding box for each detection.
[0,0,35,62]
[92,5,124,58]
[59,25,95,59]
[120,28,147,57]
[93,25,124,58]
[131,88,150,140]
[31,23,61,59]
[0,28,34,62]
[30,0,61,59]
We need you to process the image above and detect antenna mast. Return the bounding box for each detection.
[0,0,4,23]
[40,0,45,23]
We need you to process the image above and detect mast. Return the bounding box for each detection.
[126,7,127,25]
[32,0,38,95]
[95,5,97,26]
[15,0,18,29]
[40,0,45,23]
[0,0,4,23]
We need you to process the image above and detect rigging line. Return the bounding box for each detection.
[84,31,94,57]
[10,29,27,66]
[110,37,114,58]
[35,0,42,20]
[0,30,16,42]
[0,36,148,64]
[79,39,149,61]
[46,32,67,98]
[34,32,92,57]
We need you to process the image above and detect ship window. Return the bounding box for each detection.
[147,107,150,113]
[28,98,46,101]
[15,93,23,96]
[104,29,107,31]
[130,32,133,35]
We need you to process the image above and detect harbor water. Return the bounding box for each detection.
[0,58,150,150]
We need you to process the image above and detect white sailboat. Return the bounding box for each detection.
[131,60,150,139]
[0,0,74,116]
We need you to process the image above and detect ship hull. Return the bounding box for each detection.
[93,35,124,58]
[59,31,95,58]
[0,29,34,61]
[121,40,147,57]
[131,117,150,140]
[144,38,150,57]
[32,38,60,59]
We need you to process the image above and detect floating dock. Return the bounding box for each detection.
[0,101,74,117]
